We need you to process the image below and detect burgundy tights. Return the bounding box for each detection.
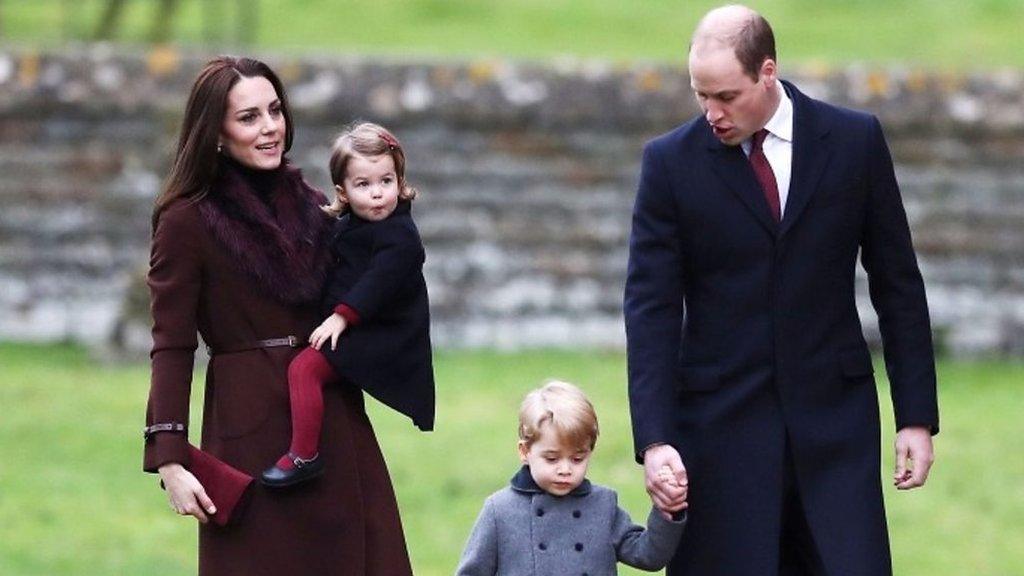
[276,347,338,470]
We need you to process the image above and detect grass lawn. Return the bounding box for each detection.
[2,1,1024,69]
[0,343,1022,574]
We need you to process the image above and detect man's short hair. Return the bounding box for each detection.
[691,7,777,81]
[518,380,599,451]
[734,12,776,80]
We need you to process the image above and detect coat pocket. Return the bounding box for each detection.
[677,365,721,392]
[840,347,874,380]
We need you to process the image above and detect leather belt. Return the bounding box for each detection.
[143,422,186,439]
[206,335,300,356]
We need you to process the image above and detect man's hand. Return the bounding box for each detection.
[643,444,688,519]
[309,313,348,351]
[894,426,934,490]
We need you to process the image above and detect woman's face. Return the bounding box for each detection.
[220,75,286,170]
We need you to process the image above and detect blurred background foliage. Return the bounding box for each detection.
[2,0,1024,68]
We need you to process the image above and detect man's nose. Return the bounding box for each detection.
[705,104,724,124]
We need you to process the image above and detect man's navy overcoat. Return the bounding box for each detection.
[625,80,939,575]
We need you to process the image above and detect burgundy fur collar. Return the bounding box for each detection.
[198,158,331,305]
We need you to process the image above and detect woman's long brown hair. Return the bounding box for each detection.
[152,56,294,230]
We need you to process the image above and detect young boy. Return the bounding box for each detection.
[456,381,686,575]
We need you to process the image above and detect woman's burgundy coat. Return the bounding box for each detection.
[320,201,435,431]
[143,163,412,576]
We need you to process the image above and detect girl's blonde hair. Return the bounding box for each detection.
[323,121,417,217]
[518,380,600,451]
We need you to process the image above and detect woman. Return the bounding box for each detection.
[143,56,413,575]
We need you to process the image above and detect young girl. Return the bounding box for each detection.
[261,122,435,487]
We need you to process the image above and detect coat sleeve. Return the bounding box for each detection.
[624,141,686,461]
[860,116,939,434]
[335,219,425,322]
[142,204,202,472]
[455,497,500,576]
[612,497,686,571]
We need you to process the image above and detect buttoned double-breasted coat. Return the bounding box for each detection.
[457,466,685,575]
[624,80,939,575]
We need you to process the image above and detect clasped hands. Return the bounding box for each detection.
[643,444,689,520]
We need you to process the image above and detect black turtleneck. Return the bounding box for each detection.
[218,153,287,206]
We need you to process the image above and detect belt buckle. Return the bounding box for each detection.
[288,335,298,347]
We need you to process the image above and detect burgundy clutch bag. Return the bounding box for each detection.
[163,444,254,527]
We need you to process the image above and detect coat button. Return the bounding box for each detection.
[536,508,545,517]
[572,510,581,518]
[538,543,547,551]
[575,543,584,552]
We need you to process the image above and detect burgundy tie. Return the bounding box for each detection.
[749,129,781,222]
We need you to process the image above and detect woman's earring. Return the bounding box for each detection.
[217,143,223,153]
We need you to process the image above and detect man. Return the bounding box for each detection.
[624,5,938,575]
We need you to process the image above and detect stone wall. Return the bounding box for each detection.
[1,46,1022,355]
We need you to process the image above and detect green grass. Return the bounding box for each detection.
[1,343,1022,575]
[2,1,1024,69]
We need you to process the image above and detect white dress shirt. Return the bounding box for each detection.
[741,87,793,218]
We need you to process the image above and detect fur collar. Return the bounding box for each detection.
[198,157,331,305]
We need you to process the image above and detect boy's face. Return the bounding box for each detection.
[518,426,592,497]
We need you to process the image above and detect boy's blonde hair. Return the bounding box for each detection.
[323,121,417,217]
[518,380,599,451]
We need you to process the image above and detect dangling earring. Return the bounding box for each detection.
[217,142,223,154]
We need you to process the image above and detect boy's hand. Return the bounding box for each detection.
[658,465,680,488]
[656,464,688,521]
[309,313,347,351]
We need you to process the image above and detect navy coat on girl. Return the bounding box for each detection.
[320,200,435,431]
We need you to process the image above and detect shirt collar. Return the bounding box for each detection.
[509,465,592,497]
[763,84,793,143]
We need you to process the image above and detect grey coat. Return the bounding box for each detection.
[456,466,685,576]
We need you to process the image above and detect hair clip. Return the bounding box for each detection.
[380,132,400,150]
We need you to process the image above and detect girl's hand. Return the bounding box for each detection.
[158,463,216,524]
[309,313,348,351]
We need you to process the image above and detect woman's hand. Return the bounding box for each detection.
[309,313,348,351]
[158,463,216,524]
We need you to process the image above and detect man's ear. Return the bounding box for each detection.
[760,58,777,86]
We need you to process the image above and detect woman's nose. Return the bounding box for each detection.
[260,113,279,134]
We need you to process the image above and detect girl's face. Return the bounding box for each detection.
[518,425,592,497]
[220,76,285,170]
[338,153,400,221]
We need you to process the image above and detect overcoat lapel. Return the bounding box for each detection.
[706,132,778,237]
[779,80,832,238]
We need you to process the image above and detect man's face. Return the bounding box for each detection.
[689,44,777,146]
